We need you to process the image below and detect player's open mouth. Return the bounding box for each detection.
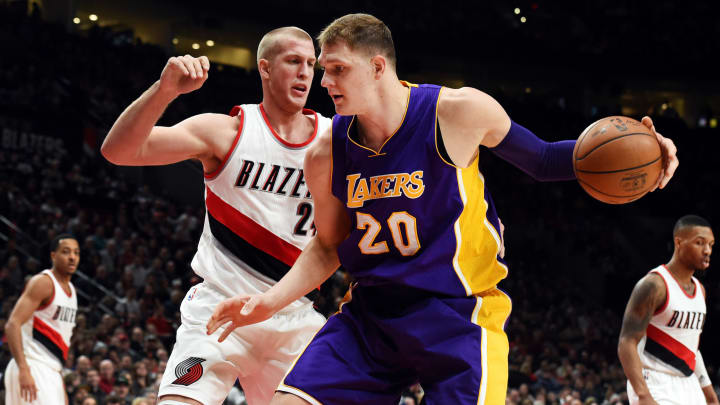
[332,95,343,102]
[291,85,307,95]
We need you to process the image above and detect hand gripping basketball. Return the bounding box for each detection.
[641,116,678,191]
[573,115,678,204]
[206,294,275,342]
[158,55,210,96]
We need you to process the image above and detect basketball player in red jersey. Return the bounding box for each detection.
[619,215,719,405]
[102,27,330,405]
[4,234,79,404]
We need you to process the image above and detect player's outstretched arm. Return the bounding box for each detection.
[206,128,351,342]
[101,55,232,168]
[438,87,576,181]
[617,274,666,405]
[4,274,55,403]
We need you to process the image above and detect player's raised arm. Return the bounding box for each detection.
[617,274,666,405]
[101,55,234,169]
[206,128,351,342]
[4,274,54,403]
[438,87,576,181]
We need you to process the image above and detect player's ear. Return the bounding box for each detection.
[258,58,271,79]
[673,236,682,249]
[370,55,386,78]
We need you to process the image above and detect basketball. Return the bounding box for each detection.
[573,116,663,204]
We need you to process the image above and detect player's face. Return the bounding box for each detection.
[266,37,316,110]
[678,226,714,271]
[319,41,376,115]
[51,238,80,275]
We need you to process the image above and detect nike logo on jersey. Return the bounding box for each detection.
[346,171,424,208]
[235,160,310,199]
[666,310,706,330]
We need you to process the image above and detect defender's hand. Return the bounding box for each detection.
[19,366,38,403]
[158,55,210,96]
[206,294,277,342]
[641,116,678,191]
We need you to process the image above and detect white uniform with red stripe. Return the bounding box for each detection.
[159,104,331,405]
[627,265,706,405]
[4,270,76,405]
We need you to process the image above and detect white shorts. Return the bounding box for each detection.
[627,368,705,405]
[4,357,65,405]
[158,282,325,405]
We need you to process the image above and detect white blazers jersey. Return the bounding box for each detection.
[21,270,77,371]
[637,265,706,377]
[191,104,331,307]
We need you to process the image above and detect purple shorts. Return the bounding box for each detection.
[278,284,512,405]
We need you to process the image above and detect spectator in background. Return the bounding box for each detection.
[81,396,98,405]
[98,359,115,394]
[105,394,124,405]
[130,360,150,396]
[111,373,132,404]
[86,368,106,404]
[74,354,93,380]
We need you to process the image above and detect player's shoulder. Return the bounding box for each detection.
[24,271,54,298]
[305,126,332,168]
[437,87,506,125]
[634,271,668,298]
[438,87,496,109]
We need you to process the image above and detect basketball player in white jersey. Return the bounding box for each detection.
[4,234,79,404]
[101,27,329,405]
[618,215,719,405]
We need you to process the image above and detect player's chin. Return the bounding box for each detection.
[287,95,308,109]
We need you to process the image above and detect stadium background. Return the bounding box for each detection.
[1,0,719,404]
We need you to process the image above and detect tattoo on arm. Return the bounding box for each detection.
[620,276,664,340]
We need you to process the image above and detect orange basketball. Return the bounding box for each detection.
[573,116,663,204]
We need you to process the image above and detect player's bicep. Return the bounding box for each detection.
[136,113,230,166]
[7,276,53,326]
[619,275,665,341]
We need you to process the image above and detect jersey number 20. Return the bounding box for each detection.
[356,211,420,256]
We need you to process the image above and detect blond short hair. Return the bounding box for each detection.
[257,26,313,64]
[317,13,396,67]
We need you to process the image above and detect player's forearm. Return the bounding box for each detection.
[265,237,340,311]
[4,320,29,369]
[618,338,651,398]
[101,81,177,164]
[489,121,576,182]
[702,384,719,405]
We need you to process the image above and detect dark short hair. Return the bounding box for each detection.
[317,13,397,67]
[673,215,712,236]
[51,234,77,252]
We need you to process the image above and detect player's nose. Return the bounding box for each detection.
[320,71,332,88]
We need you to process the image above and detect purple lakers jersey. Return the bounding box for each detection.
[330,82,508,297]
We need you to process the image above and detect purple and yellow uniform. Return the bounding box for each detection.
[279,82,513,405]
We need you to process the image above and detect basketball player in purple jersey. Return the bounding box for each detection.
[102,28,330,405]
[619,215,718,405]
[208,14,679,405]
